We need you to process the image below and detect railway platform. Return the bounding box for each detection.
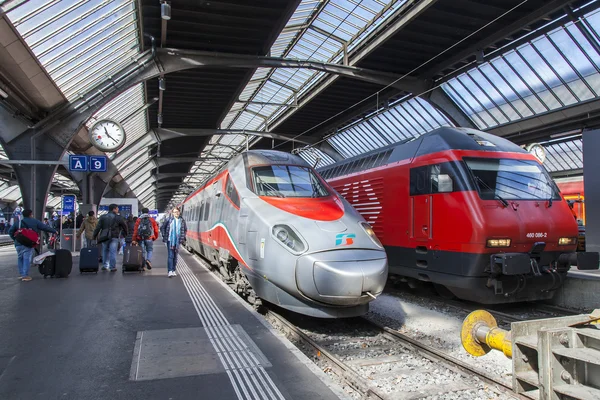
[550,266,600,311]
[0,243,344,400]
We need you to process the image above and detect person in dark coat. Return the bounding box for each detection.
[125,215,135,245]
[92,204,128,272]
[75,212,84,229]
[8,209,57,281]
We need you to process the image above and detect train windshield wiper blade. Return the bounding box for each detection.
[256,176,285,198]
[474,176,509,207]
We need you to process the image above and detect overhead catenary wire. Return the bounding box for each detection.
[271,0,531,153]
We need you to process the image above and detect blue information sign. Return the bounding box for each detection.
[62,195,76,214]
[69,155,87,172]
[89,156,107,172]
[148,209,159,219]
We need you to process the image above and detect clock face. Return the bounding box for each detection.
[88,119,126,152]
[527,143,546,163]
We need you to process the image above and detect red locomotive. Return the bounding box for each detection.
[319,127,598,304]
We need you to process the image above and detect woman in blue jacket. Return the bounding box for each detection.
[160,207,187,278]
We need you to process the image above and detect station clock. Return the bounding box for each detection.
[526,143,546,163]
[88,119,126,152]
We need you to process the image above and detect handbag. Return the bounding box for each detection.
[97,215,115,243]
[14,219,40,248]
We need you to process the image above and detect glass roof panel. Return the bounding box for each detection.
[543,137,583,173]
[304,97,453,159]
[221,0,408,133]
[5,0,141,101]
[442,10,600,130]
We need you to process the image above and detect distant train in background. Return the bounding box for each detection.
[555,176,586,251]
[319,127,598,304]
[179,150,388,318]
[555,176,585,223]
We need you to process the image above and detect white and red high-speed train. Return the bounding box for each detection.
[180,150,388,318]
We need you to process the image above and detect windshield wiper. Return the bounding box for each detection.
[256,176,285,198]
[474,176,509,207]
[545,182,554,208]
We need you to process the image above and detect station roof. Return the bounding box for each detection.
[0,0,597,211]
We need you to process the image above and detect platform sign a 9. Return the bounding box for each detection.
[89,156,107,172]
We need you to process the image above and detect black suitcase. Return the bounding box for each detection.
[79,247,99,273]
[122,244,143,273]
[54,249,72,278]
[39,255,56,278]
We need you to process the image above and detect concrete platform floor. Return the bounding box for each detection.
[0,243,343,400]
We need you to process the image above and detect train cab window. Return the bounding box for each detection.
[225,175,240,207]
[464,157,560,201]
[253,165,329,198]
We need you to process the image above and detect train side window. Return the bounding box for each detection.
[410,166,429,195]
[430,163,456,193]
[204,201,211,220]
[225,175,240,208]
[199,202,205,221]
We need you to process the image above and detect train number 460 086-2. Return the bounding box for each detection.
[526,232,547,238]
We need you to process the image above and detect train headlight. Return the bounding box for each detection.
[360,222,383,248]
[558,237,577,246]
[486,238,511,248]
[272,225,306,253]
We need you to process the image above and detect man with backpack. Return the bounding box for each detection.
[8,209,57,281]
[92,204,128,272]
[132,208,159,270]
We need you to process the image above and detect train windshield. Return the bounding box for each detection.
[464,158,560,201]
[253,165,329,198]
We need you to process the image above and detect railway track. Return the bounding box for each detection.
[266,308,523,400]
[384,283,581,325]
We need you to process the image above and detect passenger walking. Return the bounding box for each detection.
[160,207,187,278]
[132,208,159,270]
[8,209,57,281]
[92,204,127,272]
[77,211,98,248]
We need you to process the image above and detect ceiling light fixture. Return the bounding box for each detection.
[0,88,8,99]
[158,77,166,91]
[161,2,171,20]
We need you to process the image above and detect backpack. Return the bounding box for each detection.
[138,217,153,240]
[14,219,40,248]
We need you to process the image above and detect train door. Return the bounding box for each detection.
[412,197,430,241]
[410,165,431,241]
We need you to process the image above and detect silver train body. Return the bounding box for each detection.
[181,150,388,318]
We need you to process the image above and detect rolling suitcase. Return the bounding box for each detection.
[39,254,56,278]
[79,247,99,273]
[122,244,143,273]
[54,249,73,278]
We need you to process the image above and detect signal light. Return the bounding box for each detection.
[272,225,306,253]
[487,238,511,248]
[558,237,577,246]
[360,222,383,248]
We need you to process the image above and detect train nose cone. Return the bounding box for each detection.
[295,249,388,306]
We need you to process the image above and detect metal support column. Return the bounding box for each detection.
[583,129,600,253]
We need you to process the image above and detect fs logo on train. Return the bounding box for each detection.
[335,233,356,246]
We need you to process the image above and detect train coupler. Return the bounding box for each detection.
[461,309,600,399]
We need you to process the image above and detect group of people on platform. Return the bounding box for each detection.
[8,204,187,282]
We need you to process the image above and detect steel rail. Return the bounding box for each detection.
[365,318,526,400]
[266,310,388,400]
